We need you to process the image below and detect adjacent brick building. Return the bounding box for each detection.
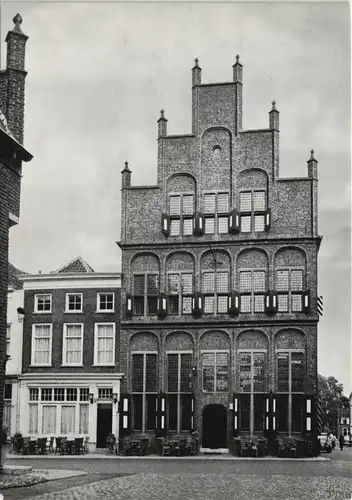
[19,257,122,450]
[118,58,322,454]
[0,14,33,442]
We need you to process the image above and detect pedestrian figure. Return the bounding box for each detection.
[339,433,344,451]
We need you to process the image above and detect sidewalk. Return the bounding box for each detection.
[7,453,330,462]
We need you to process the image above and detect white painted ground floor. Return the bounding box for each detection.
[17,373,123,451]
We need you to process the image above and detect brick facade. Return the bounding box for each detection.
[19,265,123,450]
[119,58,321,453]
[0,14,32,451]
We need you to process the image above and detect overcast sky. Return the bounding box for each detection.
[3,1,350,393]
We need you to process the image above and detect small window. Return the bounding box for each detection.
[66,293,83,312]
[98,388,113,400]
[29,388,39,402]
[66,388,78,401]
[35,294,52,313]
[54,388,65,401]
[97,293,115,312]
[41,388,53,401]
[79,388,90,402]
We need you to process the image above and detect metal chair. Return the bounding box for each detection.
[74,437,84,455]
[37,437,47,454]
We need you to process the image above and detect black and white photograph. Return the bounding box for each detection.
[0,1,350,499]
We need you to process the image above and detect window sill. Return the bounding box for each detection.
[29,364,52,367]
[92,363,116,367]
[33,311,52,315]
[60,364,83,367]
[64,310,83,314]
[96,310,115,314]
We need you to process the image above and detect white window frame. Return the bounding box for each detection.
[65,293,83,313]
[93,323,116,366]
[34,294,52,314]
[31,324,53,367]
[62,323,84,366]
[97,292,115,313]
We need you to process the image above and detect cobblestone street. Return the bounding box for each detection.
[3,451,352,500]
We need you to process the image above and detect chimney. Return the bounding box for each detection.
[232,55,243,134]
[157,109,167,138]
[192,58,201,86]
[269,100,280,131]
[121,161,131,188]
[4,14,29,144]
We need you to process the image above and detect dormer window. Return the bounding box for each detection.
[169,194,194,236]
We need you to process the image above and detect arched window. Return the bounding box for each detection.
[166,253,195,316]
[131,254,160,316]
[274,248,307,313]
[237,250,268,314]
[201,251,231,315]
[236,169,269,234]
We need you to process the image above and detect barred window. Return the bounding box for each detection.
[170,196,181,215]
[240,192,252,212]
[277,351,305,393]
[168,273,193,315]
[170,219,180,236]
[217,272,228,293]
[240,271,252,293]
[240,295,251,313]
[182,297,192,314]
[79,388,90,402]
[276,269,304,313]
[183,218,193,236]
[202,352,228,393]
[239,190,266,233]
[204,194,216,213]
[182,274,193,294]
[253,191,266,211]
[66,388,78,401]
[218,216,228,234]
[147,275,158,295]
[254,295,265,312]
[132,353,158,432]
[169,194,194,237]
[292,294,302,312]
[167,353,193,432]
[134,275,145,295]
[240,216,251,233]
[239,352,267,393]
[291,270,303,291]
[203,273,215,293]
[217,193,229,214]
[254,215,265,232]
[276,270,289,291]
[204,296,215,314]
[253,271,266,292]
[98,388,113,400]
[205,217,215,234]
[168,274,179,294]
[182,195,194,215]
[217,296,228,313]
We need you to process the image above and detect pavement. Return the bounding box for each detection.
[2,448,351,500]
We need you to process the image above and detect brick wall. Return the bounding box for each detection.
[22,287,121,373]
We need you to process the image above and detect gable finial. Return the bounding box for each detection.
[13,13,23,32]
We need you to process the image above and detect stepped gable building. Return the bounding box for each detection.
[0,14,33,437]
[19,257,122,451]
[118,57,322,454]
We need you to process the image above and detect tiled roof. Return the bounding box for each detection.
[8,263,26,290]
[56,256,95,274]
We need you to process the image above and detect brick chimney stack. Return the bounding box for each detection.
[2,14,29,145]
[269,100,280,131]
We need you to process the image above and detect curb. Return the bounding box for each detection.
[6,454,331,462]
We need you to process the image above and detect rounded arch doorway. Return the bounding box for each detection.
[202,404,227,449]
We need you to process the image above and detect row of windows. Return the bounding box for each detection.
[28,401,89,435]
[130,268,306,316]
[130,351,304,433]
[131,351,305,394]
[31,323,116,367]
[167,191,268,236]
[33,293,115,314]
[29,387,113,402]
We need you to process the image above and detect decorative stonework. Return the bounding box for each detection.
[237,330,268,350]
[275,329,306,350]
[129,332,159,351]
